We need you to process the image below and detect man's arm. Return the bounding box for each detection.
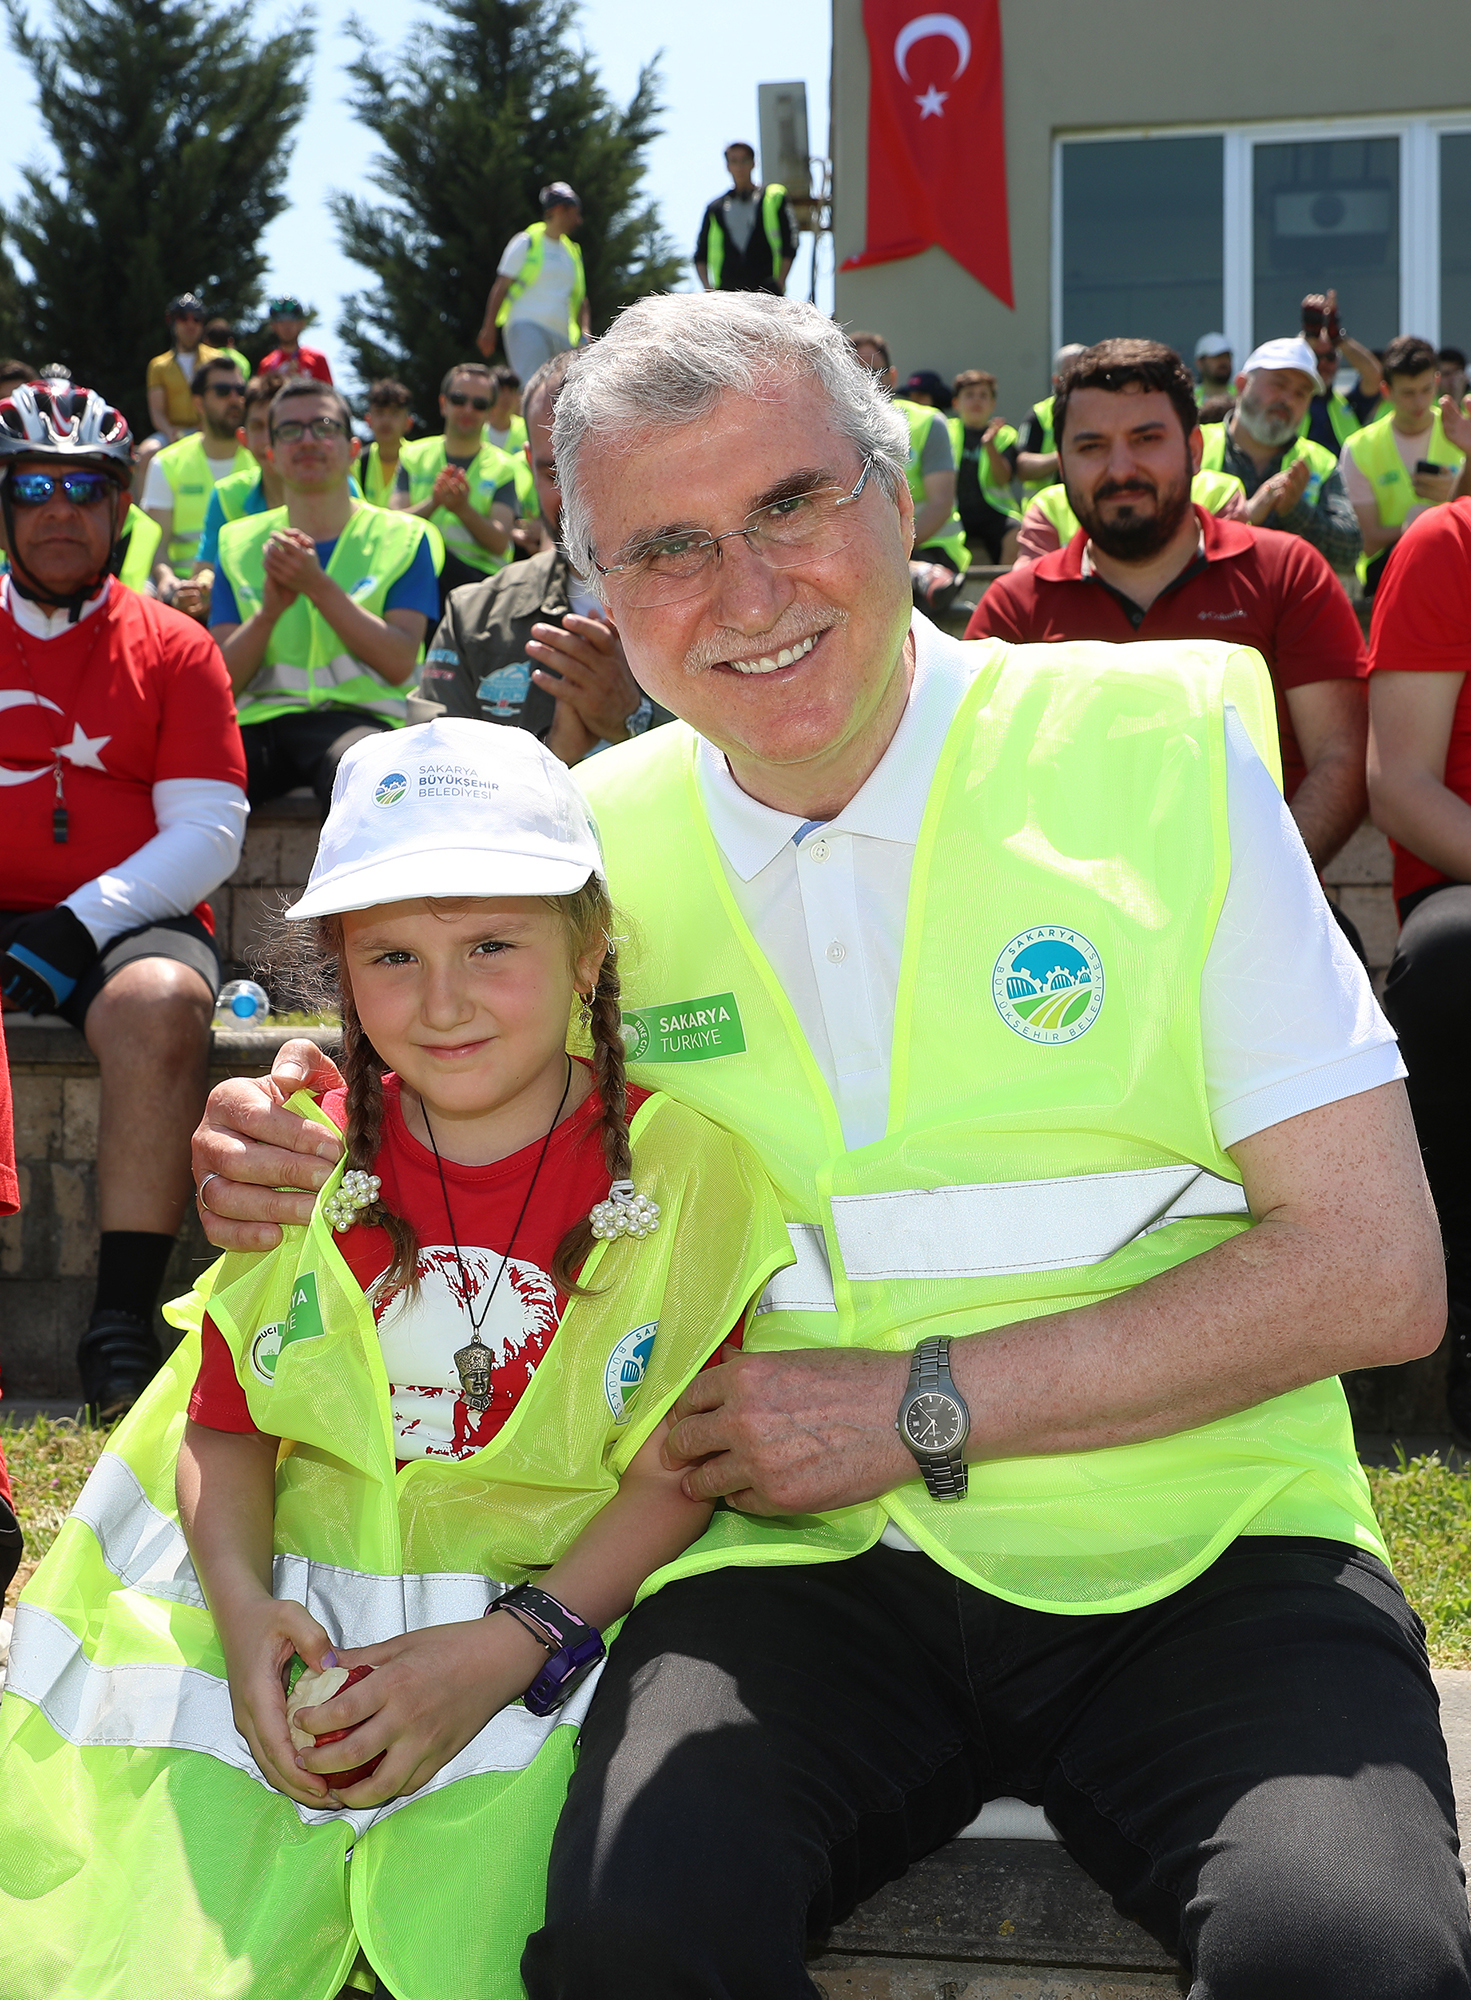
[1368,670,1471,880]
[453,494,513,559]
[147,384,174,443]
[1340,333,1384,402]
[1270,466,1362,574]
[476,276,513,358]
[661,1081,1442,1514]
[913,470,957,549]
[1282,678,1369,871]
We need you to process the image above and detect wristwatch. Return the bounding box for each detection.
[624,695,654,737]
[895,1335,970,1500]
[485,1582,606,1715]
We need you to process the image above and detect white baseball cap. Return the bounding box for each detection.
[1194,331,1232,360]
[286,718,604,921]
[1241,337,1326,392]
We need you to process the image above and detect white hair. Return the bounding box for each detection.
[553,291,911,589]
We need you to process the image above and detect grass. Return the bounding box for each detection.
[6,1421,1471,1664]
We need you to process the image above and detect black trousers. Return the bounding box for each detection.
[239,706,390,812]
[523,1538,1470,2000]
[1383,884,1471,1279]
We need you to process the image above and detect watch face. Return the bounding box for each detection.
[903,1392,964,1453]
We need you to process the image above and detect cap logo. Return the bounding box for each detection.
[374,772,408,807]
[992,927,1104,1044]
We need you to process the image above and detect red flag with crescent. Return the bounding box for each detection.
[840,1,1014,310]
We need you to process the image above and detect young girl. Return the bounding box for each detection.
[0,721,790,2000]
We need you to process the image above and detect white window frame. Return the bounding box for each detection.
[1052,112,1471,365]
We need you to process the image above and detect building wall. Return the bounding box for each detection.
[832,0,1471,416]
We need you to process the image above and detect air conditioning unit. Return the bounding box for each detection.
[1273,187,1394,239]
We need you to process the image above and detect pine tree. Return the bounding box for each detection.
[330,0,683,412]
[1,0,311,435]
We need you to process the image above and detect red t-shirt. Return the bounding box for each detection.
[189,1069,677,1464]
[258,346,333,385]
[966,507,1368,802]
[1367,499,1471,903]
[0,586,246,919]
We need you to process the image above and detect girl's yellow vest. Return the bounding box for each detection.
[578,635,1387,1616]
[0,1091,788,2000]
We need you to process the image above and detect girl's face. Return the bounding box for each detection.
[340,898,602,1135]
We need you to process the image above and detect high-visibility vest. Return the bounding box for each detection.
[1021,393,1056,500]
[397,435,519,576]
[705,184,787,290]
[114,507,161,591]
[1199,424,1337,509]
[895,400,968,571]
[576,636,1387,1617]
[948,414,1022,530]
[1301,390,1375,450]
[486,413,529,458]
[1027,467,1246,548]
[1345,410,1466,582]
[495,222,586,346]
[362,442,400,509]
[0,1089,788,2000]
[151,431,254,568]
[217,501,432,726]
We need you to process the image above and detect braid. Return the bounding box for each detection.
[551,940,633,1296]
[339,985,420,1297]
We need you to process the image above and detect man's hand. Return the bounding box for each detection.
[1412,463,1460,507]
[1440,394,1471,458]
[191,1039,346,1250]
[432,465,471,517]
[262,527,325,604]
[1249,456,1312,523]
[662,1345,913,1514]
[475,323,497,360]
[172,575,212,624]
[528,612,643,744]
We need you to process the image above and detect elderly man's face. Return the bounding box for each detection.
[582,376,914,796]
[3,457,128,598]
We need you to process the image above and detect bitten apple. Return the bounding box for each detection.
[287,1662,385,1789]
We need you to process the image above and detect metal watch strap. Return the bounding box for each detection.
[909,1334,968,1499]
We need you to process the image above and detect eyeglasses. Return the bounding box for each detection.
[446,393,492,412]
[593,458,876,608]
[271,416,347,443]
[8,469,117,508]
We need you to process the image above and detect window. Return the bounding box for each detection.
[1442,133,1471,358]
[1060,137,1223,362]
[1253,137,1400,348]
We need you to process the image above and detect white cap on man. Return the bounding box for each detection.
[1195,332,1232,360]
[1240,337,1326,393]
[286,718,603,920]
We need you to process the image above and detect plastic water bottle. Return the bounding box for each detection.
[214,979,272,1027]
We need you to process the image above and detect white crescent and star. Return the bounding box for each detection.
[894,11,972,118]
[0,688,110,785]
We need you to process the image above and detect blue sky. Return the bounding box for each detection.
[0,0,832,387]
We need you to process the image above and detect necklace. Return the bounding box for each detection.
[419,1056,574,1412]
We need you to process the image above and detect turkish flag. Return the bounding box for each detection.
[840,2,1014,310]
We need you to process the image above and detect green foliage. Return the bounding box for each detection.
[1367,1453,1471,1666]
[2,1412,115,1607]
[330,0,683,412]
[1,0,312,435]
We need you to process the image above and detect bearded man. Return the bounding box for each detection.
[970,338,1369,878]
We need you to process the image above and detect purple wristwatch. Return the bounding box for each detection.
[485,1582,606,1716]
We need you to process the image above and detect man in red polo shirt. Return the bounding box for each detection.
[968,338,1368,878]
[0,381,247,1419]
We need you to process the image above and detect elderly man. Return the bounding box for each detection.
[1198,336,1361,574]
[192,295,1462,2000]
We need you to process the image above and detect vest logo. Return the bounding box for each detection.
[348,574,379,600]
[477,660,532,717]
[375,771,408,807]
[604,1321,657,1423]
[621,991,747,1063]
[248,1272,327,1383]
[993,928,1104,1044]
[250,1320,284,1383]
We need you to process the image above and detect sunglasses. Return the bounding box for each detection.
[446,392,492,411]
[9,469,117,508]
[204,382,244,397]
[271,416,347,443]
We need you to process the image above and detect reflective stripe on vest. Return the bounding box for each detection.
[706,184,787,289]
[495,221,586,344]
[155,432,254,567]
[218,502,429,727]
[398,436,517,576]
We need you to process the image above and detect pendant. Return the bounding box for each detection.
[454,1330,495,1411]
[52,762,68,845]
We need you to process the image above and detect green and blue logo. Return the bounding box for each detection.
[992,927,1104,1045]
[604,1321,657,1423]
[374,771,407,808]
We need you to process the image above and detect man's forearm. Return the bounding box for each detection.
[455,505,510,556]
[306,579,417,683]
[218,613,277,692]
[1016,451,1058,485]
[1371,764,1471,882]
[1287,749,1368,872]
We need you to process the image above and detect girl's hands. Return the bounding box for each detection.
[215,1593,339,1807]
[291,1613,548,1807]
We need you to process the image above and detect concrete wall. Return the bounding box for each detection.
[831,0,1471,409]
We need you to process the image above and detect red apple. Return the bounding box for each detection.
[287,1661,385,1789]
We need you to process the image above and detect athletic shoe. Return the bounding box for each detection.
[77,1309,162,1423]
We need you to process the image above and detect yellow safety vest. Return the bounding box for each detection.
[114,507,161,591]
[1027,467,1246,548]
[1199,423,1337,508]
[152,431,254,568]
[576,638,1386,1617]
[1021,393,1056,501]
[704,184,788,289]
[494,222,586,346]
[1345,410,1465,582]
[895,400,968,571]
[397,436,519,576]
[0,1089,789,2000]
[947,414,1021,532]
[218,501,432,726]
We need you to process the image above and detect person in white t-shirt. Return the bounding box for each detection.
[188,293,1465,2000]
[477,182,591,382]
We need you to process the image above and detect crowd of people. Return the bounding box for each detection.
[6,153,1471,1999]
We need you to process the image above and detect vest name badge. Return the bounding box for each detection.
[992,928,1105,1045]
[622,991,746,1063]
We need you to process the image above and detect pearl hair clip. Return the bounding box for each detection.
[322,1169,381,1233]
[589,1179,660,1241]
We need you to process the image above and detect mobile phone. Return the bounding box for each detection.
[1416,460,1448,477]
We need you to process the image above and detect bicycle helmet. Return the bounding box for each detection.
[0,381,134,618]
